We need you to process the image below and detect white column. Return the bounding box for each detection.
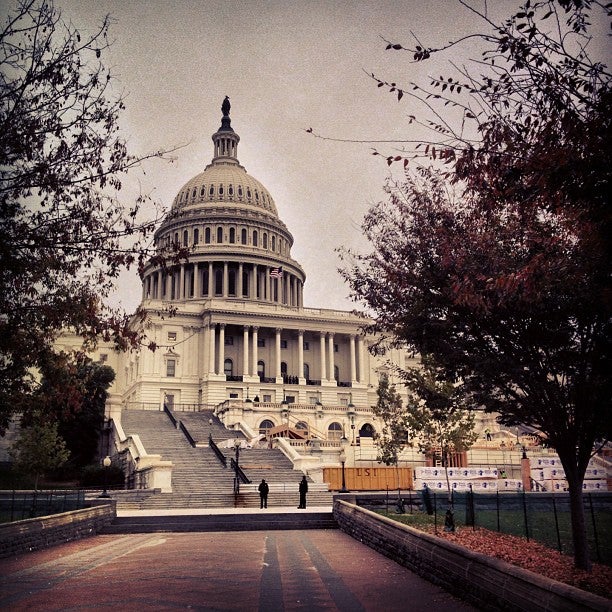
[238,262,244,298]
[319,332,327,381]
[251,326,259,377]
[328,333,335,382]
[251,264,257,299]
[298,330,304,381]
[208,262,214,296]
[193,263,200,297]
[208,324,216,374]
[179,265,185,299]
[243,326,249,377]
[219,324,225,375]
[357,336,364,383]
[157,270,162,299]
[350,335,357,383]
[275,328,282,378]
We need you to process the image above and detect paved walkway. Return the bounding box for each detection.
[0,520,476,611]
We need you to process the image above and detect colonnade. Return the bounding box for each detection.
[143,261,303,307]
[207,324,365,384]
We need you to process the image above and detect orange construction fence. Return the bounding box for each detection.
[324,467,413,491]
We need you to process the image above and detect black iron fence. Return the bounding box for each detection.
[382,489,611,566]
[0,489,87,523]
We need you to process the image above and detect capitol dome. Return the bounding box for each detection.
[142,98,306,308]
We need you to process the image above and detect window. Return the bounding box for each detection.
[205,227,211,243]
[193,229,199,244]
[183,230,188,246]
[303,363,310,379]
[209,185,214,196]
[259,419,274,435]
[253,230,258,247]
[200,185,206,196]
[217,227,223,243]
[98,353,108,363]
[272,236,276,251]
[328,422,342,441]
[257,338,266,347]
[166,359,176,377]
[334,344,339,352]
[164,394,175,408]
[228,270,236,295]
[303,341,310,350]
[167,332,177,341]
[192,187,197,199]
[263,233,268,249]
[263,394,272,402]
[241,228,247,244]
[295,421,307,430]
[219,184,224,196]
[224,336,234,346]
[238,186,243,197]
[257,360,265,378]
[229,185,234,196]
[229,227,236,243]
[215,269,223,295]
[224,359,233,377]
[281,362,287,375]
[280,340,288,349]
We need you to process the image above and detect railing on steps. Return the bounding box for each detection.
[230,458,251,484]
[209,435,227,467]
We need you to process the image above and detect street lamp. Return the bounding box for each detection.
[99,455,111,498]
[233,438,241,502]
[339,435,349,493]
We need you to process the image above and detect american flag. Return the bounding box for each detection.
[270,266,283,278]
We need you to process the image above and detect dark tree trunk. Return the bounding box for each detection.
[558,451,591,571]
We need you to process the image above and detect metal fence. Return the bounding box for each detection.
[389,489,611,566]
[0,489,87,523]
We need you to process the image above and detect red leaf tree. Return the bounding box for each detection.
[339,1,610,571]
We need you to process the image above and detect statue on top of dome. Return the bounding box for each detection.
[221,96,231,117]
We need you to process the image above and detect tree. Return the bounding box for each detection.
[9,418,70,489]
[0,0,180,431]
[338,1,610,570]
[372,373,407,468]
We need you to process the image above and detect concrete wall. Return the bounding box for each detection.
[333,500,610,612]
[0,504,116,559]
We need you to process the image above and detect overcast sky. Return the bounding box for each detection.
[8,1,610,312]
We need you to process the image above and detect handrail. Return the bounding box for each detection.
[208,435,227,467]
[180,421,197,448]
[230,457,251,484]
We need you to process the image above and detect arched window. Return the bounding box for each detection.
[238,185,243,197]
[259,419,274,435]
[229,184,234,197]
[229,227,236,243]
[359,423,375,438]
[328,422,342,441]
[271,235,276,251]
[219,184,224,196]
[200,185,206,196]
[209,185,215,196]
[217,227,223,243]
[191,187,197,199]
[257,360,265,378]
[224,358,233,377]
[174,232,179,245]
[295,421,308,431]
[183,230,188,246]
[193,229,199,244]
[253,230,258,247]
[281,362,287,376]
[247,187,252,199]
[303,363,310,380]
[241,228,247,244]
[205,227,211,244]
[263,233,268,249]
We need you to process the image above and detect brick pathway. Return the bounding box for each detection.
[0,530,476,611]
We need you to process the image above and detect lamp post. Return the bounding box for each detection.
[234,438,241,502]
[347,398,356,445]
[340,435,349,492]
[99,455,111,498]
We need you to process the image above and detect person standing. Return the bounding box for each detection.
[298,475,308,509]
[258,478,269,509]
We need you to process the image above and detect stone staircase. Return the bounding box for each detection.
[116,410,333,510]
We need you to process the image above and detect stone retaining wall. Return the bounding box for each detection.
[333,500,610,612]
[0,503,116,559]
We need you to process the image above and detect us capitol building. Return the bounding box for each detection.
[103,98,413,445]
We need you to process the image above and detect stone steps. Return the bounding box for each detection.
[101,512,337,534]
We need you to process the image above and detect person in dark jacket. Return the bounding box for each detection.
[298,475,308,509]
[258,479,269,509]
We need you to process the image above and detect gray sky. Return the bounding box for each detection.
[11,1,609,311]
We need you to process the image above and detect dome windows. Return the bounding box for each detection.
[191,187,197,199]
[219,184,224,196]
[238,186,243,197]
[209,185,215,196]
[229,227,236,243]
[200,185,206,197]
[229,185,234,197]
[217,227,223,243]
[246,187,252,199]
[241,228,247,244]
[253,230,258,247]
